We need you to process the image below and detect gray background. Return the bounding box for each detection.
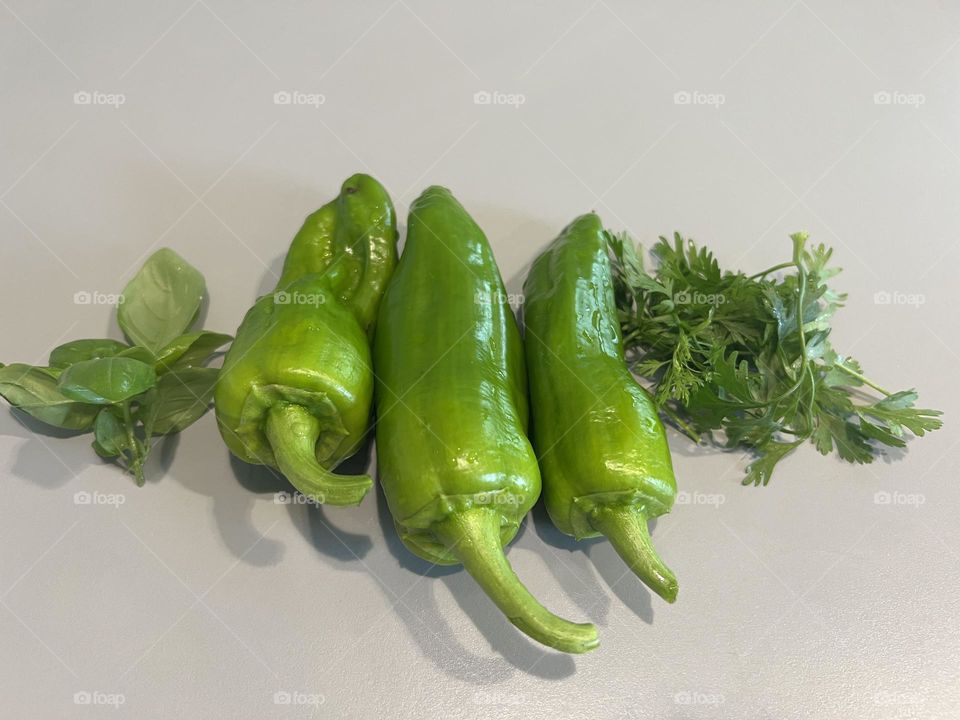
[1,1,958,718]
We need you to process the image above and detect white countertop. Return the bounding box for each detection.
[1,2,957,718]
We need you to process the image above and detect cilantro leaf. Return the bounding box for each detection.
[609,231,943,485]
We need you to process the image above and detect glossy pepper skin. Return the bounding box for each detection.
[374,187,598,654]
[523,213,679,602]
[215,174,397,506]
[276,174,398,334]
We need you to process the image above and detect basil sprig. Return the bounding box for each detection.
[0,249,231,485]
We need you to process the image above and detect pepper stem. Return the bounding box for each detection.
[432,507,599,654]
[589,504,678,603]
[264,403,372,506]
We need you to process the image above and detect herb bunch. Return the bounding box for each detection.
[0,249,231,485]
[607,231,942,485]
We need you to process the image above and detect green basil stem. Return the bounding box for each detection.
[121,401,147,486]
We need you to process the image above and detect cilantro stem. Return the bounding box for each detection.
[659,403,701,443]
[748,261,796,279]
[831,363,891,396]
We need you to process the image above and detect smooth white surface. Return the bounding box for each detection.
[2,2,958,718]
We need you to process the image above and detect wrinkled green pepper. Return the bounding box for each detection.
[374,186,598,654]
[215,174,397,505]
[523,213,679,602]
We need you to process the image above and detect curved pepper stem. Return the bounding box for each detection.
[589,504,678,603]
[433,507,599,654]
[264,403,372,506]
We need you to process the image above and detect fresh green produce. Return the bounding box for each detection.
[0,249,230,485]
[215,173,397,506]
[374,186,598,654]
[275,177,398,334]
[523,213,678,602]
[608,231,943,485]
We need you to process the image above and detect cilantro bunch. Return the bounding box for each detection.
[608,231,942,486]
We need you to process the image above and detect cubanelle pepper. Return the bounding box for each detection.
[523,213,679,602]
[374,186,598,654]
[215,173,397,505]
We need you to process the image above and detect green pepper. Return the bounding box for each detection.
[214,174,397,506]
[374,186,598,654]
[277,173,397,334]
[522,213,679,602]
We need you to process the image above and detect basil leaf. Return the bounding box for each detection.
[142,367,218,434]
[92,408,126,458]
[92,440,117,459]
[115,345,156,364]
[0,364,101,430]
[117,248,206,353]
[59,357,157,405]
[154,331,232,373]
[49,339,128,369]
